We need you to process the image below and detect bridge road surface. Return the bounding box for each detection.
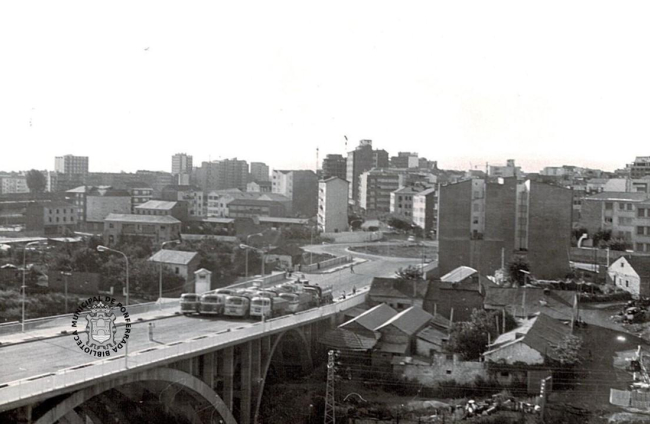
[0,242,425,386]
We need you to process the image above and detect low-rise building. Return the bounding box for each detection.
[135,200,188,222]
[372,306,433,367]
[390,186,423,220]
[103,213,181,245]
[265,244,304,269]
[608,256,650,298]
[148,250,201,286]
[422,266,491,322]
[227,198,287,218]
[161,185,205,218]
[483,313,571,365]
[368,277,429,312]
[25,201,77,235]
[84,186,132,232]
[246,181,272,193]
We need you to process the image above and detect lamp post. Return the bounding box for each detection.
[97,245,130,306]
[310,225,314,265]
[158,240,180,310]
[245,233,264,278]
[97,245,130,368]
[22,241,43,332]
[61,271,72,314]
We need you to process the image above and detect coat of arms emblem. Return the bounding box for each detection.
[85,302,116,345]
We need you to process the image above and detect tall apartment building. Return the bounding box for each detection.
[171,153,193,185]
[629,157,650,179]
[438,178,573,279]
[172,153,193,175]
[359,169,401,216]
[412,187,438,236]
[580,192,650,253]
[390,152,420,169]
[0,174,29,194]
[272,170,319,217]
[196,158,248,191]
[318,177,349,233]
[346,140,389,205]
[322,154,347,180]
[250,162,270,182]
[55,155,89,175]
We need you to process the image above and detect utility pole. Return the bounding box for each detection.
[324,350,337,424]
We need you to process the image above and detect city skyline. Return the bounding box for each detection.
[3,2,650,173]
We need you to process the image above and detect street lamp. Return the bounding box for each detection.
[97,245,130,306]
[22,241,43,332]
[245,233,264,278]
[158,240,180,310]
[97,244,130,368]
[61,271,72,314]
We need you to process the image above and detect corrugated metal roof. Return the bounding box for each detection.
[441,266,477,283]
[135,200,178,210]
[340,303,398,332]
[375,306,433,336]
[149,250,199,265]
[318,328,377,351]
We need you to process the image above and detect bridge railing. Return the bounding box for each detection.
[0,287,369,408]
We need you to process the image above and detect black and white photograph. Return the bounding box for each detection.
[2,1,650,423]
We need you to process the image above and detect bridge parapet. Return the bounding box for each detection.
[0,287,369,412]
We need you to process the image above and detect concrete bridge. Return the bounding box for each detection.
[0,291,367,424]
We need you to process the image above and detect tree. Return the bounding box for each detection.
[447,309,517,360]
[25,169,47,194]
[549,335,583,367]
[508,256,530,286]
[593,229,612,247]
[386,215,413,232]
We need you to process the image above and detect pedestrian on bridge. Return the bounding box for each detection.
[148,322,155,341]
[350,265,355,273]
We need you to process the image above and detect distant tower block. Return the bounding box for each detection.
[194,268,212,294]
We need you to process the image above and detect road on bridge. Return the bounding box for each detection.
[0,241,426,385]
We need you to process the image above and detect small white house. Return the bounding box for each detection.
[608,256,650,298]
[483,313,570,365]
[194,268,212,294]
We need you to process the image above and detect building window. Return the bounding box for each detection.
[605,202,613,210]
[628,204,634,211]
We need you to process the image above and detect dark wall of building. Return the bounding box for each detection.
[293,171,318,218]
[527,182,573,279]
[438,180,472,276]
[579,199,604,235]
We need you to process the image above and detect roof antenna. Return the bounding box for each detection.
[316,147,319,173]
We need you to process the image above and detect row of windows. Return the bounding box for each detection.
[48,216,74,223]
[605,202,635,211]
[49,208,74,214]
[638,208,650,218]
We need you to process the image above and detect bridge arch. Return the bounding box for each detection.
[34,367,237,424]
[253,327,313,423]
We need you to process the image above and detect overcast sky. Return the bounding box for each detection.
[1,1,649,174]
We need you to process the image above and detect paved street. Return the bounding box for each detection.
[0,242,423,385]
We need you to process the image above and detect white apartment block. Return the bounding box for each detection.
[318,177,349,233]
